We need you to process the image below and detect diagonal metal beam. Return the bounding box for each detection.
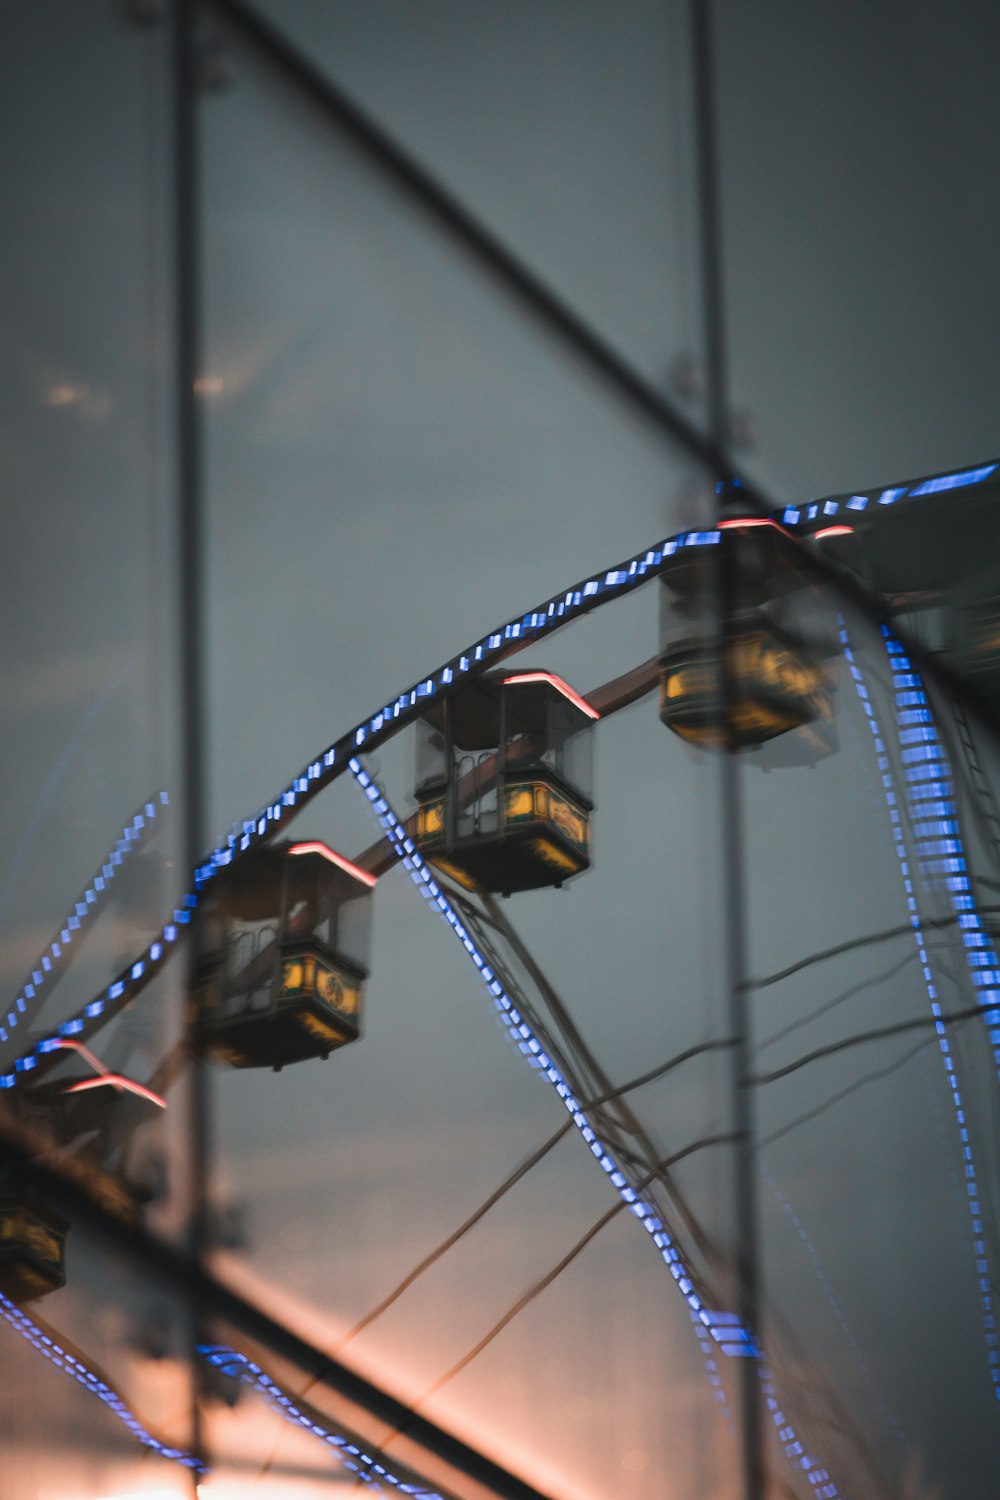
[204,4,1000,756]
[0,1136,559,1500]
[205,0,764,498]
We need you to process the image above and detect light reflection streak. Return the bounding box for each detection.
[52,1038,167,1108]
[764,1169,908,1446]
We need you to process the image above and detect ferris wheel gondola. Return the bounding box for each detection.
[658,518,838,759]
[413,669,599,895]
[192,839,377,1070]
[0,1179,67,1304]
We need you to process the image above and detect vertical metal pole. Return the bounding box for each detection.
[689,2,765,1496]
[172,0,210,1484]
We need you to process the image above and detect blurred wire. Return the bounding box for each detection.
[746,907,1000,992]
[348,1130,734,1481]
[758,944,937,1052]
[252,1043,735,1481]
[338,1036,734,1350]
[417,1133,734,1396]
[456,887,722,1258]
[753,1000,1000,1086]
[760,1037,935,1147]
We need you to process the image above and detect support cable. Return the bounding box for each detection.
[349,758,845,1500]
[752,1000,1000,1087]
[758,946,923,1053]
[759,1038,934,1149]
[326,1039,734,1357]
[351,1132,734,1481]
[746,908,1000,993]
[458,887,723,1267]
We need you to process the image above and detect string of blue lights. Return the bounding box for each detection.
[0,1288,202,1471]
[0,1296,450,1490]
[881,628,1000,1080]
[0,792,169,1051]
[199,1343,447,1496]
[6,455,995,1091]
[840,620,1000,1406]
[348,758,842,1500]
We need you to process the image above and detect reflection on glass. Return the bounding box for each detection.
[7,0,1000,1491]
[0,1214,197,1493]
[744,581,1000,1498]
[197,27,734,1496]
[658,524,838,763]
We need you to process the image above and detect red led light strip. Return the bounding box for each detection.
[501,671,600,720]
[53,1039,166,1108]
[288,840,378,888]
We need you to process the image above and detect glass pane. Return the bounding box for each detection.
[198,17,716,829]
[742,564,1000,1499]
[196,24,743,1495]
[0,3,192,1244]
[223,0,706,405]
[0,1184,198,1497]
[714,4,1000,502]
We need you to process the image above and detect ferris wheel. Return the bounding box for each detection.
[2,454,1000,1500]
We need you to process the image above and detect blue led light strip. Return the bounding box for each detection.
[757,1361,838,1494]
[9,455,998,1089]
[0,1289,202,1470]
[840,621,1000,1404]
[909,465,998,497]
[881,628,1000,1082]
[0,792,169,1050]
[348,760,842,1500]
[778,459,997,527]
[200,1344,445,1496]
